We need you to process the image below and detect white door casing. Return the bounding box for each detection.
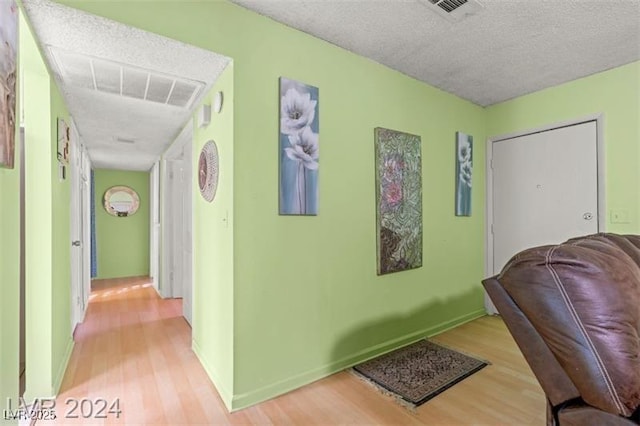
[82,150,91,312]
[150,162,160,292]
[485,115,604,314]
[160,159,174,298]
[171,159,185,299]
[182,138,193,325]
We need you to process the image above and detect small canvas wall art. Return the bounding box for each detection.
[375,128,422,275]
[0,0,18,169]
[455,132,472,216]
[279,77,319,215]
[57,118,70,166]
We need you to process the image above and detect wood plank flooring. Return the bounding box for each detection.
[42,276,545,425]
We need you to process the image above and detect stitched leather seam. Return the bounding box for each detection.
[497,253,520,280]
[544,246,626,414]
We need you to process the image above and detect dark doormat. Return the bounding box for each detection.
[353,339,489,407]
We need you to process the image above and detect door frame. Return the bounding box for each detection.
[160,120,193,307]
[484,113,605,313]
[150,161,160,293]
[81,149,91,312]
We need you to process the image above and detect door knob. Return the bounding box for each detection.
[72,240,81,247]
[583,213,593,220]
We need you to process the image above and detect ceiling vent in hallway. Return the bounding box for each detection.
[421,0,484,22]
[49,47,205,109]
[114,136,136,144]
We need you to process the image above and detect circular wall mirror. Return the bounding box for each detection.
[103,185,140,217]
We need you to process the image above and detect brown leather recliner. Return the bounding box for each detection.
[483,233,640,425]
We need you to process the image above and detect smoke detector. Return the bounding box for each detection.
[421,0,485,22]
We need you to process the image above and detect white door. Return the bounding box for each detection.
[182,142,193,325]
[491,121,599,296]
[69,121,84,331]
[160,122,193,324]
[82,169,91,311]
[171,159,184,299]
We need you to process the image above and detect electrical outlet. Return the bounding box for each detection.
[610,209,630,224]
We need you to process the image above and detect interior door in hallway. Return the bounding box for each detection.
[162,125,193,326]
[491,120,599,285]
[170,159,184,299]
[181,152,193,326]
[70,119,86,331]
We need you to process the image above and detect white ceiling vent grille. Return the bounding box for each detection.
[422,0,484,22]
[49,47,205,109]
[430,0,467,13]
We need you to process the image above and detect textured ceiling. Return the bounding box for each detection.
[230,0,640,106]
[23,0,230,171]
[19,0,640,170]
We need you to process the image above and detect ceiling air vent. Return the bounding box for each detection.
[422,0,484,22]
[48,47,205,110]
[114,136,136,144]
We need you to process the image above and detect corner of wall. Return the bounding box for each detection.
[52,337,74,394]
[192,340,233,410]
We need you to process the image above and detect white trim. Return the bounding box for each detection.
[149,162,160,292]
[81,149,91,317]
[484,113,605,314]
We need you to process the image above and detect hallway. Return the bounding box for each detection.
[48,277,233,424]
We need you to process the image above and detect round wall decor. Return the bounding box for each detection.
[198,140,219,202]
[103,185,140,217]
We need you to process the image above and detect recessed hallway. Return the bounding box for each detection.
[47,276,232,424]
[43,275,545,425]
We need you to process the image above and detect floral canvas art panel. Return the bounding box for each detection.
[375,128,422,275]
[57,118,70,166]
[279,77,319,215]
[0,0,18,169]
[455,132,472,216]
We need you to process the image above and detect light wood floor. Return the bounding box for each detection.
[44,276,545,425]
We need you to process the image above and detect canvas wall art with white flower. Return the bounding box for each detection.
[279,77,319,215]
[455,132,473,216]
[375,128,422,275]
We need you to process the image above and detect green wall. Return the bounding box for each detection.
[50,83,73,394]
[0,13,21,423]
[191,64,235,408]
[228,7,486,409]
[487,61,640,233]
[21,11,73,402]
[59,0,486,410]
[0,131,20,419]
[94,169,150,279]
